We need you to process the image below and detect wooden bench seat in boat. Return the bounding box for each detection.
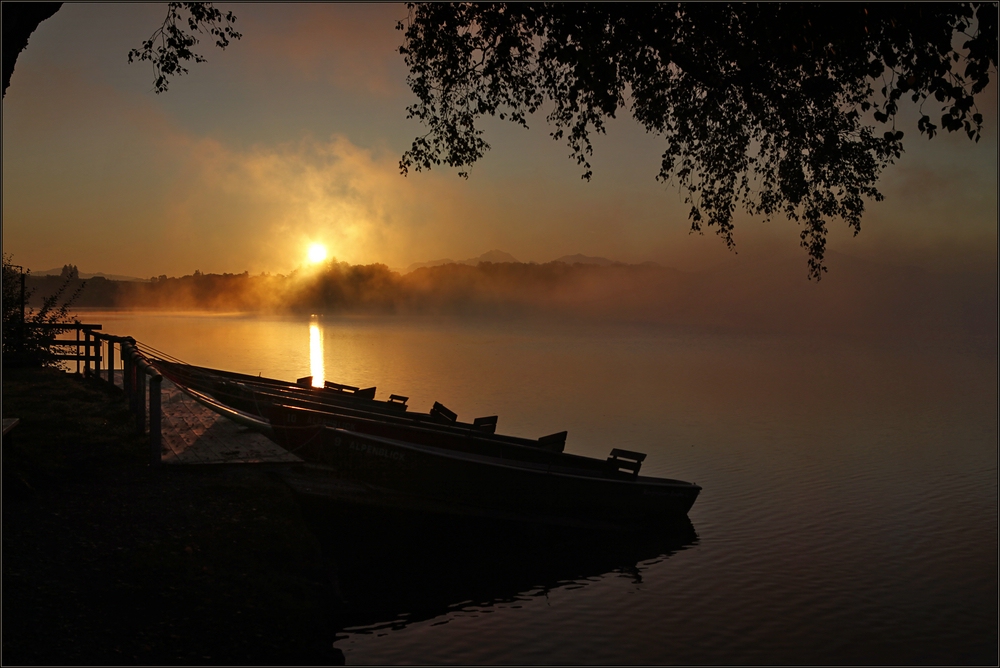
[607,448,646,477]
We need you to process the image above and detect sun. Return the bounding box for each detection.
[307,243,328,264]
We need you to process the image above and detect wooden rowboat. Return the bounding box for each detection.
[261,400,568,452]
[272,425,701,526]
[152,358,702,524]
[152,358,506,435]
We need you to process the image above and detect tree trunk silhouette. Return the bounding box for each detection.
[2,2,62,98]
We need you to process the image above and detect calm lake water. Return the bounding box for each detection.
[80,309,997,665]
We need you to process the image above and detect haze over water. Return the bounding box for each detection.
[81,308,998,664]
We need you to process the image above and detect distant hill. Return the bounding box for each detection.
[33,268,149,282]
[404,250,520,273]
[402,258,457,273]
[476,249,519,264]
[404,251,665,273]
[551,254,619,266]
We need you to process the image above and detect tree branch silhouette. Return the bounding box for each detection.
[397,3,998,279]
[127,2,241,94]
[3,3,240,98]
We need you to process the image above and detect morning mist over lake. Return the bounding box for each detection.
[3,3,996,665]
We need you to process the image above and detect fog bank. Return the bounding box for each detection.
[27,254,996,341]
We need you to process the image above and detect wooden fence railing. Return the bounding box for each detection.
[32,323,163,465]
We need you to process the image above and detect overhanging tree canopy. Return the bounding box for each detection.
[1,2,239,99]
[4,3,995,279]
[397,3,997,278]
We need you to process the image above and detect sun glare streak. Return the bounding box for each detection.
[309,318,325,387]
[307,243,328,264]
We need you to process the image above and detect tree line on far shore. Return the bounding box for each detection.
[25,261,668,314]
[22,257,996,340]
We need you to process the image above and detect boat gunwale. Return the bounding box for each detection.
[266,400,558,449]
[271,416,631,479]
[155,360,409,410]
[320,426,701,491]
[177,384,275,436]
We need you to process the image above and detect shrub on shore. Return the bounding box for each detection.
[2,254,85,367]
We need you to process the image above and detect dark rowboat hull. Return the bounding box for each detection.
[274,426,701,526]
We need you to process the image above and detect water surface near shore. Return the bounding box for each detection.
[80,309,997,664]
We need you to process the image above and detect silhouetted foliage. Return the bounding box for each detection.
[397,3,998,278]
[128,2,241,93]
[3,2,239,98]
[3,254,85,367]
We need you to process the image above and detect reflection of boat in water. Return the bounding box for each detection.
[298,497,698,635]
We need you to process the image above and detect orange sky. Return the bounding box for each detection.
[2,4,997,278]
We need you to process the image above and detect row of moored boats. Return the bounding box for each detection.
[150,358,701,528]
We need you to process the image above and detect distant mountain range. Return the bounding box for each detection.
[403,250,521,273]
[402,250,652,273]
[32,268,149,282]
[553,253,627,266]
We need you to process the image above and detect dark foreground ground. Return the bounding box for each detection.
[3,367,703,666]
[2,367,343,665]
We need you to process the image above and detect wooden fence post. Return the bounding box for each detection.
[129,340,139,412]
[135,364,146,435]
[132,352,140,412]
[149,375,162,465]
[82,330,90,376]
[107,338,115,386]
[123,348,133,403]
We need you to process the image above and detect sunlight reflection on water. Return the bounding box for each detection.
[309,316,324,387]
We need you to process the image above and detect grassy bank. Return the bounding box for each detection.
[2,367,343,665]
